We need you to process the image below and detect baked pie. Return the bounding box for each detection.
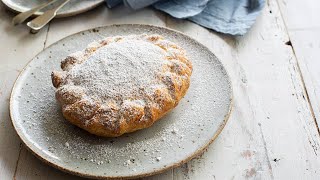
[52,34,192,137]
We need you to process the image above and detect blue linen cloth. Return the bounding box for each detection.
[105,0,265,35]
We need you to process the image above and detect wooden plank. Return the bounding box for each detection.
[14,5,172,180]
[144,170,173,180]
[166,0,320,179]
[0,2,49,179]
[277,0,320,135]
[15,148,83,180]
[276,0,319,30]
[45,5,166,46]
[7,1,320,179]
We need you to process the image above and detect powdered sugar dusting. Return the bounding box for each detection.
[53,34,193,136]
[12,25,232,178]
[68,39,168,102]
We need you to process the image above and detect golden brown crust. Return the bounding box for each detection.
[51,34,192,137]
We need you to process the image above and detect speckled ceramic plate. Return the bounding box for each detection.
[2,0,104,17]
[10,24,232,179]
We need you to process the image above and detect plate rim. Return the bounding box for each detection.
[1,0,104,18]
[9,24,233,179]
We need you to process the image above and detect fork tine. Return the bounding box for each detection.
[12,0,58,26]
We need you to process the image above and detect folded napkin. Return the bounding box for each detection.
[105,0,265,35]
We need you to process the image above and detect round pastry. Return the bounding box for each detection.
[51,34,192,137]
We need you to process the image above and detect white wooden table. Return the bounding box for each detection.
[1,0,320,179]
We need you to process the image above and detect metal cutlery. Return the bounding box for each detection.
[12,0,59,25]
[27,0,72,31]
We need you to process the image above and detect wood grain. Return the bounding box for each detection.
[1,0,320,179]
[277,0,320,137]
[0,2,49,179]
[13,5,171,180]
[167,0,320,179]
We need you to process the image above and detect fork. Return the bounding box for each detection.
[27,0,71,31]
[12,0,59,25]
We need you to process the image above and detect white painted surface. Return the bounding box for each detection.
[0,0,319,179]
[277,0,320,143]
